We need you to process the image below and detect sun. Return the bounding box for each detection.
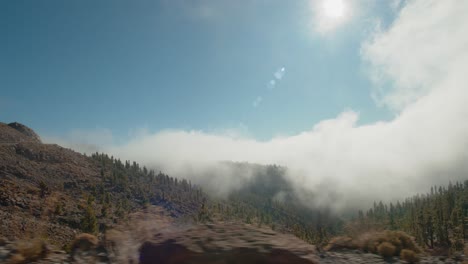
[322,0,346,19]
[311,0,351,33]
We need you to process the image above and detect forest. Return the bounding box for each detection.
[89,152,467,251]
[347,182,468,251]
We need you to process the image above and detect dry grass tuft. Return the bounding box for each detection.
[326,230,422,260]
[378,242,396,258]
[10,239,48,264]
[69,233,99,258]
[7,254,25,264]
[400,249,419,263]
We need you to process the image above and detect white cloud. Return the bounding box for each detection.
[362,0,468,111]
[48,1,468,211]
[43,128,114,154]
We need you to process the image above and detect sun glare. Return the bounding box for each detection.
[323,0,346,18]
[312,0,351,33]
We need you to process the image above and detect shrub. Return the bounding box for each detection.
[54,202,63,215]
[7,254,25,264]
[81,204,98,234]
[378,242,396,258]
[38,180,49,198]
[355,232,379,253]
[392,231,421,254]
[400,249,419,263]
[324,230,422,257]
[355,230,421,255]
[11,239,48,263]
[70,233,99,260]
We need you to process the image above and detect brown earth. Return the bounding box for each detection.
[0,123,107,245]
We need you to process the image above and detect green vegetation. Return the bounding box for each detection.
[347,182,468,251]
[209,163,343,245]
[81,195,98,234]
[89,152,467,253]
[89,154,342,244]
[88,152,208,226]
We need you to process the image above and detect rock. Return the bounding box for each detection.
[7,122,41,143]
[139,240,316,264]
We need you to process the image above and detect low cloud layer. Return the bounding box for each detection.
[46,1,468,211]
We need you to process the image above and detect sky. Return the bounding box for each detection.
[2,0,468,209]
[1,0,396,141]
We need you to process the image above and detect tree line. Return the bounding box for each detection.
[348,181,468,251]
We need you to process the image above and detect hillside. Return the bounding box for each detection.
[207,162,343,244]
[1,122,466,264]
[0,122,325,263]
[0,122,205,246]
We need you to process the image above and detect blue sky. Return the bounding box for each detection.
[3,0,468,207]
[1,0,397,141]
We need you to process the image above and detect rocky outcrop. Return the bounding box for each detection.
[0,122,41,144]
[139,239,317,264]
[7,122,41,143]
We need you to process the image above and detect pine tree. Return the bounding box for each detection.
[81,195,98,234]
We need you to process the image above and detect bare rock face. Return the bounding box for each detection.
[7,122,41,143]
[139,239,318,264]
[136,222,319,264]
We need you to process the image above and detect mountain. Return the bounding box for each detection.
[0,122,465,263]
[0,122,204,247]
[0,122,323,263]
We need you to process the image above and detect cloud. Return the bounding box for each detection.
[42,128,114,154]
[48,1,468,211]
[389,0,404,12]
[362,0,468,111]
[252,96,263,107]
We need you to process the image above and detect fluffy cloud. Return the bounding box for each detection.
[362,0,468,111]
[49,1,468,211]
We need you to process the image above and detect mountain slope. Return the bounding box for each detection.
[0,122,204,246]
